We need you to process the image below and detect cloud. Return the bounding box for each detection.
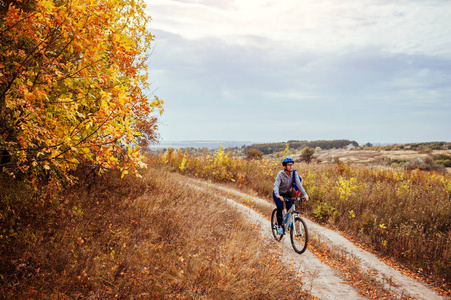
[149,0,451,55]
[146,0,451,143]
[171,0,234,9]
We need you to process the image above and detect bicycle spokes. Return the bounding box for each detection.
[290,217,308,254]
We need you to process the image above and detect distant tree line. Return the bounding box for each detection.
[152,141,450,161]
[359,141,451,152]
[244,140,359,155]
[403,142,450,151]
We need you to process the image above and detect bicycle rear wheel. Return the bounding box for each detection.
[290,216,308,254]
[271,209,283,241]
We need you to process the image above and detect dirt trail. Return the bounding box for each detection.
[186,181,364,300]
[185,178,444,300]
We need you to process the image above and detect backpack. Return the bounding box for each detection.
[291,169,302,198]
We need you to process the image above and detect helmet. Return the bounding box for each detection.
[282,157,294,166]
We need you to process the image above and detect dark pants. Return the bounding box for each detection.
[273,191,292,227]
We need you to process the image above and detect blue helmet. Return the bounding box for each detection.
[282,157,294,166]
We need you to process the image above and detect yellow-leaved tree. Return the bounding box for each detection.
[0,0,163,179]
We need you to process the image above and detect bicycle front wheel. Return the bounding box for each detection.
[290,216,308,254]
[271,209,283,241]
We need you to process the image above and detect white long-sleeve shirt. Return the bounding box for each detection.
[273,170,308,198]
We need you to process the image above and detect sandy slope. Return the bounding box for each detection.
[185,178,444,300]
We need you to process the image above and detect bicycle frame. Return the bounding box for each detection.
[282,198,303,233]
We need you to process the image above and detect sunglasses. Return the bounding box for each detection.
[286,163,294,167]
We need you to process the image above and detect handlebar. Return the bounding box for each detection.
[283,196,307,202]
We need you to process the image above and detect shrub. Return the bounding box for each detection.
[434,153,451,167]
[405,157,446,172]
[300,147,315,163]
[313,203,337,222]
[246,148,264,160]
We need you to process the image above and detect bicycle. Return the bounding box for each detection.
[271,197,308,254]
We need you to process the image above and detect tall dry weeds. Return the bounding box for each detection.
[0,166,310,299]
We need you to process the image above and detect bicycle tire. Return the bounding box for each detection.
[271,209,283,241]
[290,216,308,254]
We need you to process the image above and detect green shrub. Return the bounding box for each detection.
[313,202,337,222]
[434,153,451,167]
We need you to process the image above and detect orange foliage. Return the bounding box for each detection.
[0,0,163,179]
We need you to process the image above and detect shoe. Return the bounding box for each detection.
[277,226,284,234]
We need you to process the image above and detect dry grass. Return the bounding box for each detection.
[0,166,311,299]
[154,149,451,291]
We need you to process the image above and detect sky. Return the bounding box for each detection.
[145,0,451,145]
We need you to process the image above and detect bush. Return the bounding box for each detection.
[434,153,451,167]
[405,157,446,172]
[245,148,264,160]
[300,147,315,164]
[313,203,337,222]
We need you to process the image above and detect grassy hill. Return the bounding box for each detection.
[0,167,309,299]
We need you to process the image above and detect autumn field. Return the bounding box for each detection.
[0,166,311,299]
[154,147,451,291]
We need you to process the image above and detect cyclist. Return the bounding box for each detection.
[273,157,309,234]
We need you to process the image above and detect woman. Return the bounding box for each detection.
[273,157,309,234]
